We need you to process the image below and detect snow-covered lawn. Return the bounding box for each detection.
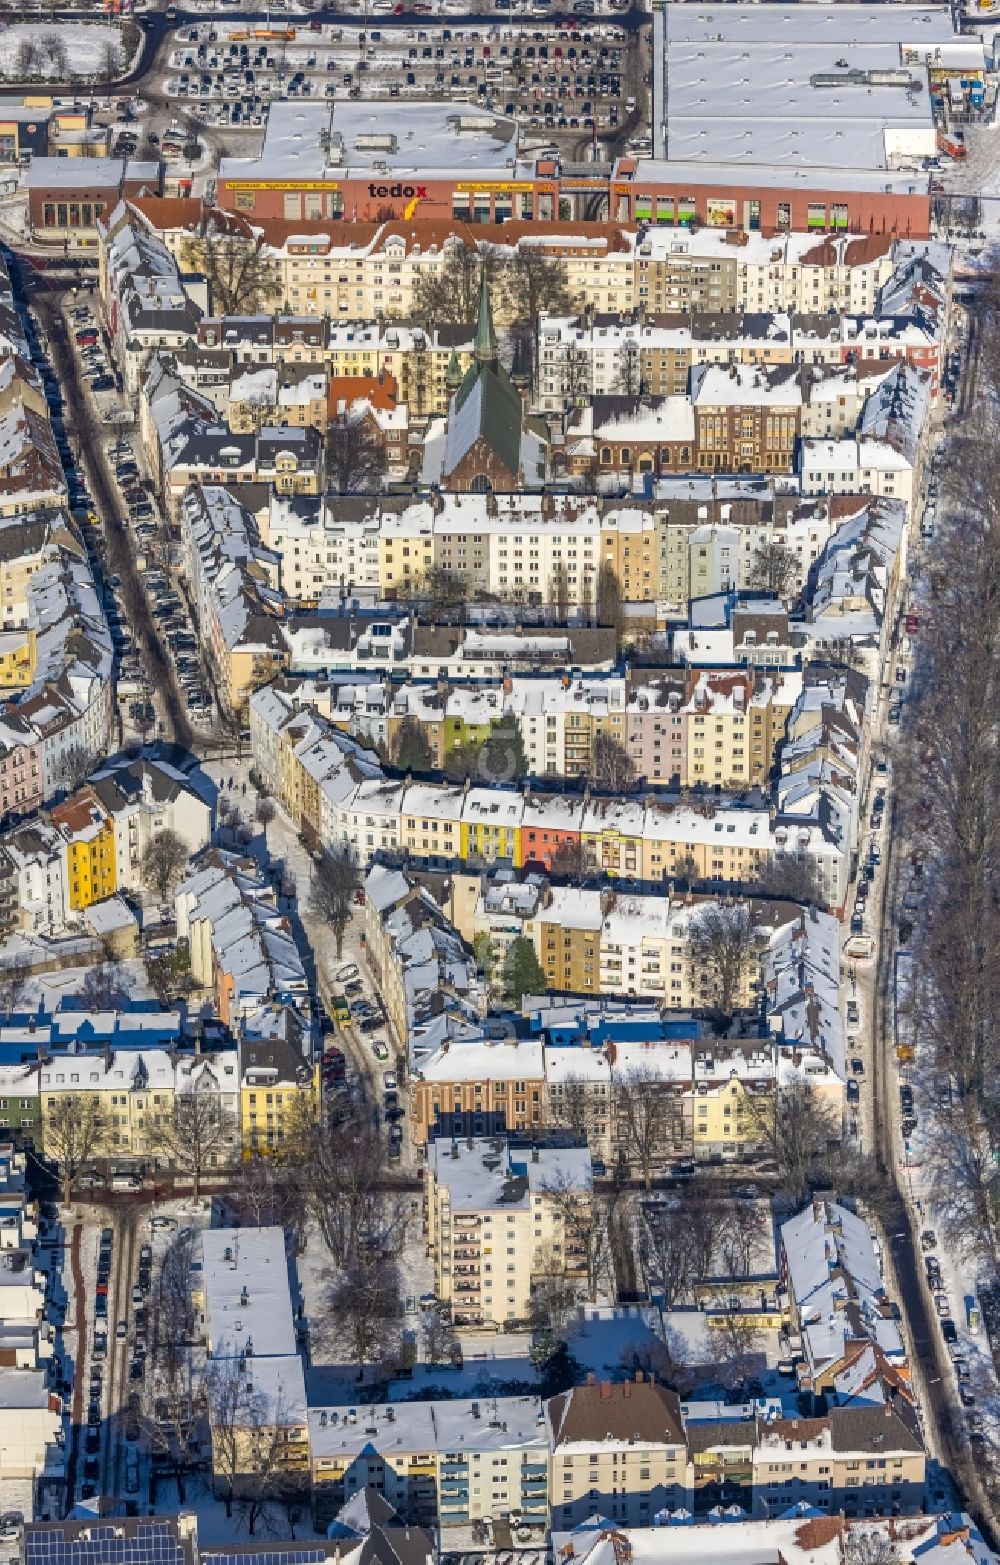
[0,950,155,1012]
[0,23,127,80]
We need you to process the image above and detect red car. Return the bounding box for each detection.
[76,329,99,347]
[322,1047,346,1082]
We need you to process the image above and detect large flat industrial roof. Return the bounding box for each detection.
[616,157,930,194]
[654,3,978,173]
[219,100,520,186]
[667,4,957,47]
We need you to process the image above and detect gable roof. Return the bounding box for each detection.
[548,1380,685,1448]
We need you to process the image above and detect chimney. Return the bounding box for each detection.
[600,1381,612,1399]
[634,1370,644,1384]
[623,1380,631,1398]
[586,1373,596,1387]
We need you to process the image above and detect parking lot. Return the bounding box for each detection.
[160,16,641,145]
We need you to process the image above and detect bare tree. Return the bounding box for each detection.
[500,246,572,326]
[541,1170,612,1305]
[547,1073,598,1146]
[548,837,587,880]
[499,247,572,390]
[745,1080,840,1205]
[591,731,636,794]
[141,828,190,907]
[98,39,124,83]
[612,1065,676,1190]
[688,902,763,1020]
[284,1098,404,1269]
[672,852,702,891]
[151,1083,238,1198]
[307,846,359,960]
[255,797,276,831]
[40,34,68,74]
[889,455,1000,1270]
[0,958,30,1015]
[717,1196,766,1279]
[612,339,643,397]
[549,561,571,623]
[203,1352,300,1521]
[14,37,43,76]
[529,1272,583,1358]
[639,1200,696,1311]
[413,239,504,328]
[141,1349,202,1504]
[325,411,387,495]
[711,1304,765,1395]
[229,1156,284,1228]
[236,1401,306,1539]
[421,1300,459,1369]
[684,1182,738,1282]
[325,1254,404,1378]
[182,231,280,316]
[747,538,800,599]
[752,852,822,905]
[415,566,469,618]
[43,1092,107,1204]
[595,562,623,637]
[49,742,96,798]
[143,1234,201,1501]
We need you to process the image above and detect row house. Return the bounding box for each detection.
[135,199,926,333]
[98,201,205,396]
[251,685,852,908]
[307,1375,924,1535]
[179,484,289,716]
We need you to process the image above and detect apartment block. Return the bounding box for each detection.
[424,1137,592,1327]
[547,1379,688,1529]
[308,1396,548,1530]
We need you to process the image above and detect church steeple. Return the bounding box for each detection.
[474,272,499,367]
[445,346,462,393]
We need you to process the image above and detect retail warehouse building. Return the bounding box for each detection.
[213,6,987,241]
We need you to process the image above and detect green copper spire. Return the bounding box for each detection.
[445,346,462,392]
[474,272,499,366]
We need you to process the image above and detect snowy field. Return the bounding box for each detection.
[0,23,126,80]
